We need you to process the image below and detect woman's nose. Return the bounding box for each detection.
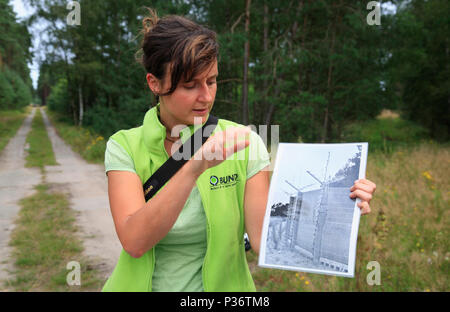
[198,82,213,102]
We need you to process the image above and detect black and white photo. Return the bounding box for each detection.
[259,143,368,277]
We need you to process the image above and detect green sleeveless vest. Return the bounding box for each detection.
[102,104,256,292]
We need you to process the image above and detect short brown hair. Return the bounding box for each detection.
[137,8,219,101]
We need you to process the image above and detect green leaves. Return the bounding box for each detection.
[27,0,446,144]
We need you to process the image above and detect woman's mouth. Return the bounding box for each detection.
[192,108,209,115]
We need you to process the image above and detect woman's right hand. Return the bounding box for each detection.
[186,126,251,177]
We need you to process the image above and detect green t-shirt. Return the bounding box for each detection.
[104,130,270,291]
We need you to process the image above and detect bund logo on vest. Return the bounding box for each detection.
[209,174,239,190]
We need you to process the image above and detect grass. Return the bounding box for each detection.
[25,108,57,170]
[45,108,106,164]
[0,107,28,153]
[5,107,103,291]
[7,184,103,291]
[247,142,449,291]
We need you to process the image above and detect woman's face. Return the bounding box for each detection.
[146,60,218,131]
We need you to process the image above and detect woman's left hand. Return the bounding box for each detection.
[350,179,377,215]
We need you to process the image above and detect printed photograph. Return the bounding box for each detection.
[259,143,368,277]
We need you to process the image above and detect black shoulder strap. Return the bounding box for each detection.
[143,114,218,202]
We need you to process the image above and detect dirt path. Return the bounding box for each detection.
[40,108,121,284]
[0,108,41,288]
[0,107,121,290]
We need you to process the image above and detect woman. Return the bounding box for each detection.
[102,9,376,292]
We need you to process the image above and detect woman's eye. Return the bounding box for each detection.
[184,81,216,89]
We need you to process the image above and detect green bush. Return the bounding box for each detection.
[82,104,124,138]
[0,70,15,109]
[47,78,70,115]
[0,67,32,109]
[341,116,430,153]
[83,96,148,138]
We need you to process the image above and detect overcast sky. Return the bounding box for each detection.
[10,0,40,89]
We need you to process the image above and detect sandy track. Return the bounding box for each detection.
[40,108,121,285]
[0,108,41,288]
[0,107,121,290]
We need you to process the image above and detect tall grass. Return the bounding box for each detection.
[45,108,106,164]
[25,108,57,170]
[8,184,103,291]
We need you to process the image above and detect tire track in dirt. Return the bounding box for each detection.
[39,108,121,286]
[0,108,41,289]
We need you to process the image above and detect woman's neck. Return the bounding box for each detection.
[158,104,181,140]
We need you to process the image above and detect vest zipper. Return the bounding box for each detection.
[197,179,211,292]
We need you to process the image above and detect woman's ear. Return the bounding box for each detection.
[146,73,160,95]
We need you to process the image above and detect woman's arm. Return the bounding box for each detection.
[108,126,251,258]
[107,160,202,258]
[243,166,270,255]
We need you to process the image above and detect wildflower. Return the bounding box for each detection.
[295,273,299,278]
[422,171,432,181]
[420,249,424,253]
[300,276,305,280]
[305,281,310,285]
[425,289,430,292]
[416,242,420,247]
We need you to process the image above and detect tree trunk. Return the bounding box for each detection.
[265,70,281,127]
[242,0,251,125]
[260,1,269,125]
[78,85,84,126]
[71,97,77,125]
[321,12,338,143]
[298,1,308,92]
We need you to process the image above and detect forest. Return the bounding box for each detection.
[0,0,449,293]
[1,0,448,144]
